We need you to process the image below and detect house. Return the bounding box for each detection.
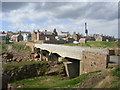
[32,30,37,41]
[79,36,95,44]
[32,30,56,42]
[11,33,23,42]
[96,35,115,42]
[65,37,74,43]
[72,32,82,41]
[7,31,14,38]
[18,31,31,41]
[79,38,87,44]
[57,31,70,40]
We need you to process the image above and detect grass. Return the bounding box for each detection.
[3,61,50,70]
[63,41,119,48]
[2,44,31,53]
[112,68,120,77]
[0,45,2,53]
[10,70,100,88]
[11,74,89,88]
[111,67,120,88]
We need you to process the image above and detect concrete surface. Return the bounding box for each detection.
[110,56,120,65]
[35,44,109,60]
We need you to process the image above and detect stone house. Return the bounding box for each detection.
[96,35,115,41]
[57,31,70,40]
[32,30,37,41]
[79,36,95,44]
[72,32,81,41]
[32,30,56,42]
[79,38,87,43]
[65,37,74,43]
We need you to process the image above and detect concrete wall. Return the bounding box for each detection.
[82,51,109,73]
[63,58,80,78]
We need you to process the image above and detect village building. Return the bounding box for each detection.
[79,36,95,44]
[65,37,75,43]
[57,31,70,40]
[72,32,82,41]
[7,31,14,38]
[18,31,31,41]
[32,30,56,42]
[32,30,37,41]
[11,33,23,42]
[79,38,87,44]
[96,35,115,42]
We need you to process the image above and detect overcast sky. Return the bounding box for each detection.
[1,2,118,37]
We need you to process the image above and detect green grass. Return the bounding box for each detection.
[10,70,100,88]
[111,67,120,88]
[112,68,120,77]
[63,41,119,48]
[0,45,2,53]
[11,74,89,88]
[3,61,50,70]
[2,44,31,53]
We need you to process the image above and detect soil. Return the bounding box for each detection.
[77,66,119,88]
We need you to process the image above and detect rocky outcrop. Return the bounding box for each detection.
[3,61,66,83]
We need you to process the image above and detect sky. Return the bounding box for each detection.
[1,2,119,37]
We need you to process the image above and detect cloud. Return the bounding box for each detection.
[2,2,118,37]
[2,2,118,23]
[2,2,28,13]
[8,23,41,32]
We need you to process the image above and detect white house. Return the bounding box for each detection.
[18,31,31,41]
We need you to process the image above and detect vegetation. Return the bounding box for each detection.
[63,41,119,48]
[2,44,31,52]
[111,67,120,88]
[11,74,88,88]
[27,40,36,43]
[0,45,2,53]
[3,61,50,70]
[10,70,101,88]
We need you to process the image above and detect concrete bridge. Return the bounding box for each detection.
[33,43,110,78]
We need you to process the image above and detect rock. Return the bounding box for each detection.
[45,63,65,76]
[34,53,40,58]
[2,75,10,90]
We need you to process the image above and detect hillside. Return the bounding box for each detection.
[1,44,32,62]
[9,65,120,88]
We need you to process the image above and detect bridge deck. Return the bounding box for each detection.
[34,44,109,60]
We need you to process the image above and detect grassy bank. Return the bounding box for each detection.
[10,67,120,88]
[11,73,90,88]
[63,41,119,48]
[2,44,31,53]
[111,67,120,88]
[10,70,102,88]
[3,61,50,70]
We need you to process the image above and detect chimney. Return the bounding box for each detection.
[85,22,88,36]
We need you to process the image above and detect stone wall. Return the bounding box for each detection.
[82,51,109,73]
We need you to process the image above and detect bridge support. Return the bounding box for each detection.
[79,61,84,75]
[63,58,80,78]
